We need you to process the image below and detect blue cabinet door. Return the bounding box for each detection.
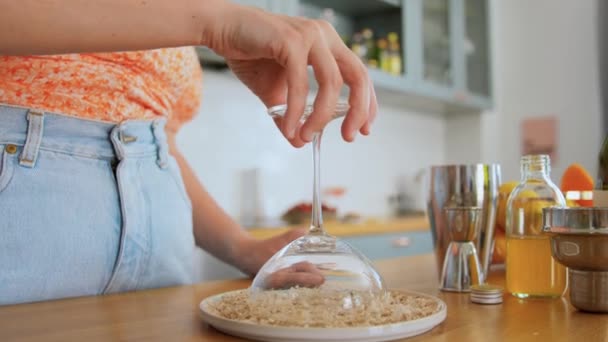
[341,231,433,261]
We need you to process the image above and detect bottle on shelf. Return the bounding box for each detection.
[361,28,375,64]
[349,30,402,76]
[505,154,567,298]
[319,8,336,27]
[377,38,390,72]
[387,32,402,75]
[350,32,366,63]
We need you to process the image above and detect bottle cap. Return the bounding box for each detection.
[470,284,503,305]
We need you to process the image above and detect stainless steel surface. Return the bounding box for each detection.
[444,207,483,241]
[427,164,501,281]
[440,207,484,292]
[569,270,608,313]
[543,207,608,313]
[550,234,608,271]
[543,207,608,234]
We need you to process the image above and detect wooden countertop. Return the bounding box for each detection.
[1,254,607,341]
[247,215,429,239]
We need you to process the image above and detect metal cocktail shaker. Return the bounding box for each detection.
[427,164,501,281]
[543,207,608,313]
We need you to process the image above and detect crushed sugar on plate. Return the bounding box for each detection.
[199,288,447,342]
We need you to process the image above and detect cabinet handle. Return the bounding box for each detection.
[391,236,411,248]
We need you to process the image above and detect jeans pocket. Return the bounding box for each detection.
[0,144,16,193]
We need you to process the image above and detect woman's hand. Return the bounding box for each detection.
[206,3,378,147]
[264,261,325,289]
[233,227,307,276]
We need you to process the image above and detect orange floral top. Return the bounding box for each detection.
[0,47,202,130]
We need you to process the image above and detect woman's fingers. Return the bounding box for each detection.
[267,271,325,289]
[334,45,371,142]
[276,18,375,143]
[291,261,324,275]
[300,23,343,142]
[273,116,307,148]
[282,53,309,140]
[360,81,378,135]
[265,262,325,289]
[302,20,373,142]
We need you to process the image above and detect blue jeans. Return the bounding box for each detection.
[0,105,194,305]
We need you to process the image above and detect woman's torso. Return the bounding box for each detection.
[0,47,202,127]
[0,47,203,304]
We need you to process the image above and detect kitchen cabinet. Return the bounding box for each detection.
[464,0,491,99]
[298,0,493,112]
[199,0,492,112]
[422,0,453,87]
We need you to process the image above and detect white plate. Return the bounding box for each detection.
[199,290,447,342]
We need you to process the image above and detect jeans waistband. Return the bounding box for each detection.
[0,104,169,168]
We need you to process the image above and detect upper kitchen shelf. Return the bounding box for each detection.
[301,0,400,16]
[198,0,493,114]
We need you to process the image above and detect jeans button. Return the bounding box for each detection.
[5,144,17,154]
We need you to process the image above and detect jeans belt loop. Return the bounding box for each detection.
[19,109,45,168]
[110,124,127,161]
[152,119,168,169]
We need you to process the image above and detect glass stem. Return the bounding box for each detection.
[310,131,325,235]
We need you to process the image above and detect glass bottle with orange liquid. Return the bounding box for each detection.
[506,155,567,298]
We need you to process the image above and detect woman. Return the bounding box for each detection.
[0,0,377,305]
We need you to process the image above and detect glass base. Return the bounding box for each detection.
[440,241,483,292]
[251,234,385,293]
[291,232,338,253]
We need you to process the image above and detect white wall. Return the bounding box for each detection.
[452,0,603,182]
[177,70,446,280]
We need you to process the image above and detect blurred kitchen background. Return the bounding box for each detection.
[178,0,606,281]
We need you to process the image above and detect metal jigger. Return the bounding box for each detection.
[440,207,484,292]
[427,164,501,283]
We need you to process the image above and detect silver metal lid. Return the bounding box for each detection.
[470,284,503,305]
[470,296,503,305]
[543,207,608,234]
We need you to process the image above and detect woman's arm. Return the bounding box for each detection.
[2,0,377,146]
[166,128,305,275]
[0,0,223,55]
